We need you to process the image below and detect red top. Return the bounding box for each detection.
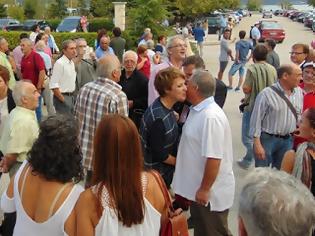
[21,51,45,86]
[137,56,150,79]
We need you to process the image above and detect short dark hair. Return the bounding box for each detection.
[31,24,39,32]
[277,64,294,79]
[253,44,268,61]
[35,32,44,44]
[19,33,28,40]
[112,27,121,37]
[28,115,83,183]
[265,39,276,50]
[239,30,246,39]
[182,55,205,69]
[224,28,231,33]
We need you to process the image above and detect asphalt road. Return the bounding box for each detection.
[190,13,315,236]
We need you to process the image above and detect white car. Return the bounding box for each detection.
[263,11,273,18]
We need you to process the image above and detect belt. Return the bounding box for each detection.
[263,132,294,139]
[61,92,75,96]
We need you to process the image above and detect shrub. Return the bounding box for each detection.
[0,31,97,49]
[88,18,114,32]
[46,19,62,31]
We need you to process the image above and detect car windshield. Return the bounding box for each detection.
[208,18,219,24]
[61,19,79,28]
[24,20,37,26]
[261,22,282,29]
[0,19,9,27]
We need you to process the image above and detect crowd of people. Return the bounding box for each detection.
[0,20,313,236]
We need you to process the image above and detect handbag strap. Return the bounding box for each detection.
[270,86,298,122]
[150,170,173,211]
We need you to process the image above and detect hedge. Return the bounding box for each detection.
[0,31,97,49]
[46,18,114,32]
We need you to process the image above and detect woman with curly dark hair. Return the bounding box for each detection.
[1,115,84,236]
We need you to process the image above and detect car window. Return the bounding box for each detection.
[261,22,282,29]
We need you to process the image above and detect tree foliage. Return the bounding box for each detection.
[90,0,113,17]
[308,0,315,7]
[47,0,67,19]
[0,3,7,18]
[77,0,90,15]
[175,0,240,16]
[24,0,36,19]
[128,0,169,37]
[7,5,24,21]
[247,0,261,11]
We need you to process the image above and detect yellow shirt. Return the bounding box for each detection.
[0,51,15,89]
[0,106,38,162]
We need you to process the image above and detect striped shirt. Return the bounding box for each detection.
[74,77,128,171]
[250,82,303,137]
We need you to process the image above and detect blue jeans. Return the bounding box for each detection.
[241,111,254,165]
[228,62,246,77]
[35,95,42,122]
[255,132,293,169]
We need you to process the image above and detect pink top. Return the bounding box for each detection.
[148,61,172,106]
[44,46,52,58]
[12,46,23,70]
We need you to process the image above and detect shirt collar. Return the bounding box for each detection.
[192,97,214,112]
[299,60,306,68]
[16,106,36,117]
[276,81,296,94]
[97,77,122,90]
[61,55,73,63]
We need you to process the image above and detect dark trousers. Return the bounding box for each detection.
[190,202,232,236]
[0,213,16,236]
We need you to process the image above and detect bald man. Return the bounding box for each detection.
[250,64,303,169]
[74,54,128,187]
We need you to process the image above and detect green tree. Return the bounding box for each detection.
[78,0,90,15]
[308,0,315,7]
[48,0,67,19]
[0,3,7,18]
[128,0,169,37]
[247,0,261,11]
[90,0,113,17]
[24,0,36,19]
[7,5,24,21]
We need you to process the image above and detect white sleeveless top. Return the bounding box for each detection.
[93,174,161,236]
[12,161,84,236]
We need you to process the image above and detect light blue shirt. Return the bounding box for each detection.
[219,15,227,28]
[95,46,114,59]
[36,50,52,71]
[251,26,261,40]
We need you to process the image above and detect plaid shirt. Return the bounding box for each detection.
[74,77,128,171]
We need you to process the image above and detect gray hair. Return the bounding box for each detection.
[62,39,75,50]
[20,38,33,47]
[44,26,51,33]
[35,40,46,51]
[96,55,120,79]
[166,35,185,49]
[239,168,315,236]
[190,69,216,98]
[146,39,154,49]
[12,81,30,106]
[122,50,138,62]
[75,38,86,45]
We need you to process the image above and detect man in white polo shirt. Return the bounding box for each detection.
[50,39,77,114]
[172,70,235,236]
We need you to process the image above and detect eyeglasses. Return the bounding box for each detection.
[170,44,187,49]
[289,51,305,55]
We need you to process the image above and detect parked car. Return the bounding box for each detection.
[274,10,284,16]
[259,20,285,43]
[23,19,50,31]
[56,16,82,32]
[206,15,221,34]
[312,20,315,32]
[263,11,273,18]
[0,18,22,31]
[296,12,306,22]
[289,11,301,20]
[304,13,314,27]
